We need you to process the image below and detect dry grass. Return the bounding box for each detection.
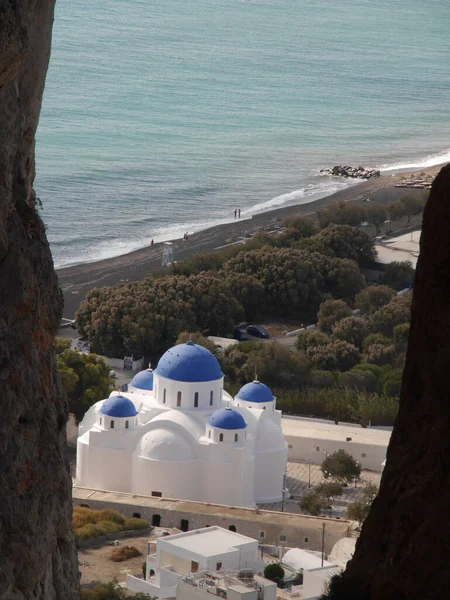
[110,545,142,562]
[73,506,149,541]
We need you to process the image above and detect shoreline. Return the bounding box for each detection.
[58,164,443,318]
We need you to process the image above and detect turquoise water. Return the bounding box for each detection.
[36,0,450,268]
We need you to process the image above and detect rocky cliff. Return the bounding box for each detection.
[0,1,79,598]
[324,164,450,599]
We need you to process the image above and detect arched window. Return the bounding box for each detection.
[219,433,224,442]
[125,420,129,429]
[208,430,211,439]
[136,418,138,425]
[99,417,102,426]
[263,406,266,410]
[177,391,182,407]
[163,389,166,404]
[234,433,238,442]
[210,390,213,405]
[194,392,199,407]
[110,420,115,429]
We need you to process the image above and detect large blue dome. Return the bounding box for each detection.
[155,341,223,383]
[100,395,138,418]
[236,381,274,403]
[208,407,247,430]
[130,368,154,391]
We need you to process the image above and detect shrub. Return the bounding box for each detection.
[95,520,122,535]
[264,563,285,582]
[75,523,101,541]
[300,492,327,516]
[321,449,361,485]
[124,517,150,531]
[316,482,344,497]
[110,545,142,562]
[297,330,330,352]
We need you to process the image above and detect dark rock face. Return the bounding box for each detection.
[324,164,450,600]
[320,165,381,179]
[0,2,79,599]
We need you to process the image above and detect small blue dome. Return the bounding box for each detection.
[155,341,223,383]
[131,368,154,391]
[208,407,247,430]
[100,395,138,418]
[236,381,274,403]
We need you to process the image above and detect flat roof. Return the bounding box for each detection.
[281,416,391,447]
[163,527,255,556]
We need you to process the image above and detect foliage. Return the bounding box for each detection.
[317,201,364,229]
[73,506,149,542]
[299,491,328,516]
[307,340,360,372]
[366,343,397,366]
[297,330,331,352]
[365,203,387,233]
[176,331,217,354]
[317,299,352,334]
[380,261,415,291]
[315,481,344,497]
[347,481,379,526]
[393,322,410,352]
[281,215,319,241]
[321,450,361,484]
[368,294,411,337]
[387,193,427,226]
[356,285,396,315]
[110,545,141,562]
[264,563,285,582]
[308,370,335,388]
[362,333,392,352]
[331,316,366,349]
[80,581,151,600]
[55,339,113,423]
[338,370,376,393]
[303,224,375,264]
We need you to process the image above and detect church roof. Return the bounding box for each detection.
[235,381,274,403]
[155,341,223,383]
[130,368,154,391]
[100,395,138,418]
[208,407,247,430]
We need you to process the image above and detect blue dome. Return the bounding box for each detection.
[155,341,223,383]
[100,395,138,418]
[208,407,247,430]
[131,368,154,391]
[236,381,274,403]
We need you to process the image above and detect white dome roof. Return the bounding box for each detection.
[138,428,195,461]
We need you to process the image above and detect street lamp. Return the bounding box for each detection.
[384,219,390,235]
[329,497,333,519]
[308,460,311,489]
[354,461,359,489]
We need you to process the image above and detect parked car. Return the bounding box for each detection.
[246,324,270,339]
[234,327,249,341]
[109,370,117,379]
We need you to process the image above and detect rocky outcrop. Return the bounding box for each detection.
[320,165,381,179]
[0,2,79,599]
[323,164,450,599]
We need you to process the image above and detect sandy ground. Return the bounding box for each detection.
[57,165,442,319]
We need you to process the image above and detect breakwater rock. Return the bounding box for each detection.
[321,165,381,179]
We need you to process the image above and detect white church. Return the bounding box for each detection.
[76,341,288,508]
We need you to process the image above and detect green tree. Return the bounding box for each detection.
[366,343,397,366]
[399,194,426,225]
[380,261,415,291]
[387,199,406,223]
[264,563,285,583]
[304,224,375,264]
[307,341,360,372]
[318,299,352,334]
[321,449,361,485]
[317,201,364,228]
[393,322,410,352]
[297,330,331,352]
[300,492,328,516]
[331,316,366,349]
[365,203,387,234]
[378,368,403,396]
[308,370,335,388]
[316,481,344,497]
[242,343,310,389]
[356,285,396,315]
[55,339,113,422]
[369,294,411,337]
[347,481,379,526]
[282,215,319,240]
[338,370,376,392]
[362,333,392,352]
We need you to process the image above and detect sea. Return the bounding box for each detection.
[35,0,450,269]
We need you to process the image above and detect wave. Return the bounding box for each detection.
[379,148,450,173]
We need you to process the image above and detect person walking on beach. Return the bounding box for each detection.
[150,239,154,247]
[238,208,241,218]
[234,209,237,219]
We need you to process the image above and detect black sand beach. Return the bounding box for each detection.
[58,166,440,318]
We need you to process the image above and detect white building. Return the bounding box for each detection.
[282,416,391,471]
[76,341,288,508]
[126,526,277,600]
